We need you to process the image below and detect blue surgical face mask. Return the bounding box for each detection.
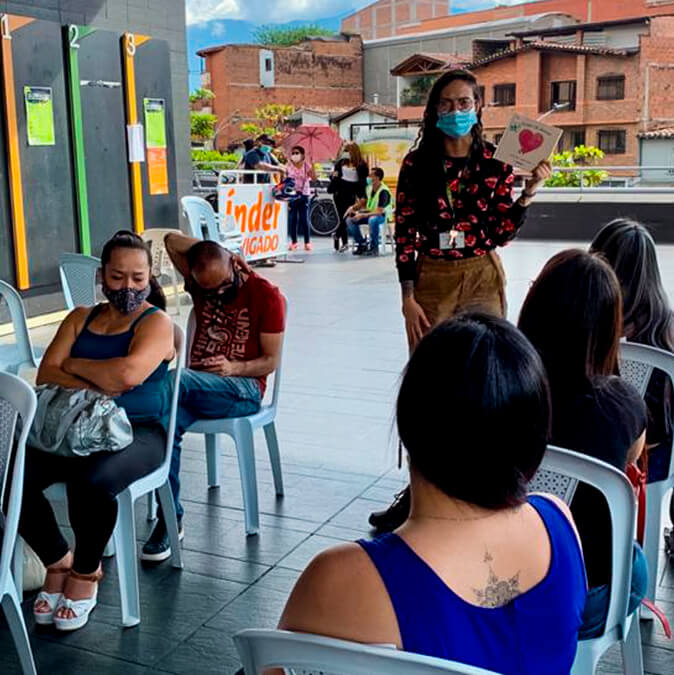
[366,177,373,186]
[260,144,272,154]
[436,110,478,139]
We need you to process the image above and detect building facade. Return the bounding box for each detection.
[198,36,364,150]
[462,16,674,173]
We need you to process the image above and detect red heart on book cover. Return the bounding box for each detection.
[519,129,544,154]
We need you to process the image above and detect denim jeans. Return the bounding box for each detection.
[579,541,648,640]
[168,368,262,519]
[347,214,385,248]
[288,195,310,244]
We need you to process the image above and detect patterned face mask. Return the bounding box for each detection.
[102,282,151,314]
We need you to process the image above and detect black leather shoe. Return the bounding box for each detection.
[368,486,411,533]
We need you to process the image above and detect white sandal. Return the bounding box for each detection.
[32,565,70,625]
[53,569,103,632]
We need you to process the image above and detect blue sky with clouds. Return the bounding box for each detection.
[185,0,528,26]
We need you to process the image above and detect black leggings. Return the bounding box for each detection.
[334,188,359,247]
[19,423,165,574]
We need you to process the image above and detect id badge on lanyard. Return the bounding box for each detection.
[441,168,465,250]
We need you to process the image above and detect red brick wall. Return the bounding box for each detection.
[344,0,674,39]
[640,16,674,128]
[203,37,363,149]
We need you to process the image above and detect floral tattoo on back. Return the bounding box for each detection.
[472,551,521,608]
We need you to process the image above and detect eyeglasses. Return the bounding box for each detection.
[437,97,475,113]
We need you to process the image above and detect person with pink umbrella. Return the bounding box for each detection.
[286,145,315,251]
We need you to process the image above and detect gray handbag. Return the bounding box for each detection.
[27,385,133,457]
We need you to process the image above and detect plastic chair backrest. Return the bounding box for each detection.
[233,629,499,675]
[0,372,37,590]
[538,446,636,640]
[59,252,100,309]
[181,195,219,241]
[0,280,36,371]
[141,228,182,277]
[185,295,287,407]
[162,325,185,477]
[620,341,674,480]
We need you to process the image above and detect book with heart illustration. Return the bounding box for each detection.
[493,113,562,172]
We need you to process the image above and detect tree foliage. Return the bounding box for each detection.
[240,104,295,139]
[253,24,334,47]
[189,88,215,104]
[400,76,436,107]
[190,112,217,141]
[544,145,608,187]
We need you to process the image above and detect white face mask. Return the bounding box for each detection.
[291,154,302,162]
[340,153,350,161]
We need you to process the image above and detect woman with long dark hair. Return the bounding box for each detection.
[20,230,174,632]
[395,69,551,348]
[277,314,586,674]
[591,218,674,551]
[328,141,368,252]
[370,69,551,531]
[518,249,648,639]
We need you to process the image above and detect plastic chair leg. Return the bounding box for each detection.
[146,491,157,522]
[621,615,644,675]
[263,422,284,497]
[12,538,24,598]
[233,421,260,536]
[157,481,184,569]
[2,584,37,675]
[205,433,221,487]
[113,491,141,627]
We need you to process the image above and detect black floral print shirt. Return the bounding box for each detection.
[394,142,528,283]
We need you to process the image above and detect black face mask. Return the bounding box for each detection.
[102,282,151,314]
[204,270,240,305]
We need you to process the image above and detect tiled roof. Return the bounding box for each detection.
[468,40,638,69]
[332,103,399,123]
[638,127,674,139]
[390,51,471,75]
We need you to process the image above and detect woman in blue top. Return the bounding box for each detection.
[278,314,587,674]
[19,231,175,632]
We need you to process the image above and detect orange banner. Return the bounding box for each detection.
[147,146,168,195]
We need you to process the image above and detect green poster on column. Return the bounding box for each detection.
[24,86,55,146]
[144,98,166,148]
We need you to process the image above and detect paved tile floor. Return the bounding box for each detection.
[2,238,674,674]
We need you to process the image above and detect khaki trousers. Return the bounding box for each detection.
[413,252,507,343]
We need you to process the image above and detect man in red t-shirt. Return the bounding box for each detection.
[142,232,285,561]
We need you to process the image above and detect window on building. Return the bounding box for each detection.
[477,86,485,104]
[494,133,503,145]
[265,57,273,72]
[551,80,576,111]
[493,83,516,106]
[598,129,626,154]
[597,74,625,100]
[558,128,586,151]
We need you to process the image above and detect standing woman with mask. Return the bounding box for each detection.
[287,145,315,251]
[328,141,369,252]
[370,69,552,533]
[395,69,551,351]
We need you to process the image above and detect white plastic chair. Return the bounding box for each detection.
[13,326,185,627]
[0,280,42,375]
[141,228,183,316]
[0,372,38,674]
[620,341,674,613]
[185,299,287,536]
[534,446,643,675]
[181,195,243,252]
[234,629,500,675]
[59,252,100,310]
